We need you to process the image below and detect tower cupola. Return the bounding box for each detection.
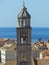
[18,5,31,27]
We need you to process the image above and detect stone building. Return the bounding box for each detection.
[0,43,16,63]
[17,4,32,65]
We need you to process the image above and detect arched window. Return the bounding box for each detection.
[21,38,23,44]
[21,36,27,44]
[23,20,25,26]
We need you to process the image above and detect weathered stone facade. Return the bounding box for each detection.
[17,5,32,65]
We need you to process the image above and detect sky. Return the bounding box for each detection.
[0,0,49,27]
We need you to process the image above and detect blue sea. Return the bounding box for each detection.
[0,27,49,42]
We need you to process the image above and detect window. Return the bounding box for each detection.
[21,38,23,44]
[21,35,27,44]
[23,36,27,44]
[23,20,25,26]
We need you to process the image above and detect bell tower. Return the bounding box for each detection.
[17,4,32,65]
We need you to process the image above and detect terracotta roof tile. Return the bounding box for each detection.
[44,56,49,59]
[0,38,3,42]
[46,43,49,47]
[41,50,49,54]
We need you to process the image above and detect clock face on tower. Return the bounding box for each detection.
[21,53,27,61]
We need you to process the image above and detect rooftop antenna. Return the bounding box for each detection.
[23,0,25,7]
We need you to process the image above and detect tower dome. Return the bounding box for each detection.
[17,4,31,27]
[18,6,31,19]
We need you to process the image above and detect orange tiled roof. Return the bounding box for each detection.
[41,50,49,54]
[46,43,49,47]
[35,42,43,47]
[0,38,3,42]
[40,50,49,60]
[44,56,49,59]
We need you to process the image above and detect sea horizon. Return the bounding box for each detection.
[0,27,49,42]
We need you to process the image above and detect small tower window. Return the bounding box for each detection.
[23,38,26,44]
[21,36,27,44]
[21,38,23,44]
[23,20,25,26]
[20,19,22,27]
